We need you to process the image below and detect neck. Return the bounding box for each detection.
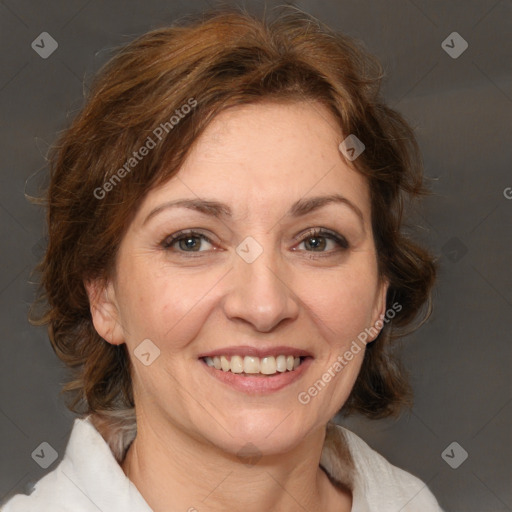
[120,415,351,512]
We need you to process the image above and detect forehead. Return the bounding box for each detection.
[138,101,370,222]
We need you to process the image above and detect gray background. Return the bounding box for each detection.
[0,0,510,510]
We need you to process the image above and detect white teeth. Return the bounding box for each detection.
[243,356,260,373]
[260,356,277,375]
[220,355,230,372]
[276,355,287,372]
[203,354,306,375]
[230,355,244,374]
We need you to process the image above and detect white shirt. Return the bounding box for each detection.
[2,416,443,511]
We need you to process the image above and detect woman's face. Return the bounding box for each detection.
[89,101,387,456]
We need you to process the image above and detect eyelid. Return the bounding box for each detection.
[160,227,349,254]
[293,227,349,249]
[160,229,216,250]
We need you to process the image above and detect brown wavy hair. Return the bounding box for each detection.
[30,6,436,421]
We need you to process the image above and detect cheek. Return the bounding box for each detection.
[116,259,226,352]
[297,264,380,348]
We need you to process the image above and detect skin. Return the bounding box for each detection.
[86,101,388,512]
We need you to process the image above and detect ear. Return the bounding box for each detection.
[84,277,125,346]
[367,277,390,343]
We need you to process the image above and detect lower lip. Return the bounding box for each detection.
[200,357,313,394]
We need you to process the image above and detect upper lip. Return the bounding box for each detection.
[198,345,313,359]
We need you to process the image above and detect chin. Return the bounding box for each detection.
[202,410,312,458]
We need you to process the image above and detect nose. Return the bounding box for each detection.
[222,245,300,333]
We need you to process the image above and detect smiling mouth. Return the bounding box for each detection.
[201,355,309,376]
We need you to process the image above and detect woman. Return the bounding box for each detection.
[3,6,442,511]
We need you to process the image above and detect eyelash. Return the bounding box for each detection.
[160,228,349,257]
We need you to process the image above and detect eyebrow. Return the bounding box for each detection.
[143,193,365,227]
